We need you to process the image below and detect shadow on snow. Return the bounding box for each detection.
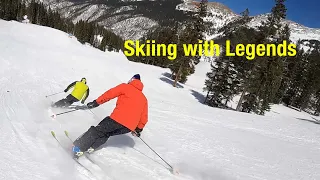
[159,72,184,88]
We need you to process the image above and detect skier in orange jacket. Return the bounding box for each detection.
[72,74,148,158]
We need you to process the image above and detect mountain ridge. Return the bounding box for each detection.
[38,0,320,43]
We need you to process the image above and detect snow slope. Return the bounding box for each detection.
[1,19,320,180]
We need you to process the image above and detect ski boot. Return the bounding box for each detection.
[72,146,84,159]
[86,147,94,154]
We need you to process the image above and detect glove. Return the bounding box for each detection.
[131,128,143,137]
[87,100,99,109]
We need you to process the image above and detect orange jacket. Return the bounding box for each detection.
[96,79,148,131]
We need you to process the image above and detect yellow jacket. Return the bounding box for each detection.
[65,78,90,103]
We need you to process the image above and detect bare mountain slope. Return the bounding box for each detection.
[39,0,320,42]
[41,0,189,40]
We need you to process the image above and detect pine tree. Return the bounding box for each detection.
[220,8,253,35]
[203,9,256,110]
[135,24,179,67]
[241,0,288,115]
[170,21,201,87]
[281,42,308,106]
[240,8,249,18]
[18,3,27,21]
[273,24,291,103]
[169,0,209,87]
[194,0,207,40]
[313,90,320,116]
[0,0,3,18]
[258,0,287,39]
[203,54,240,108]
[292,46,320,110]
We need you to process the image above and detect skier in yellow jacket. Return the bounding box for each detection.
[52,78,90,108]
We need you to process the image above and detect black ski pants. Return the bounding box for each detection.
[54,94,78,107]
[73,116,131,151]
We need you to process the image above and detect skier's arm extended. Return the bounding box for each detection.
[96,83,125,104]
[64,81,76,92]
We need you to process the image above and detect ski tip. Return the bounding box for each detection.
[64,130,69,137]
[48,108,57,119]
[51,131,56,137]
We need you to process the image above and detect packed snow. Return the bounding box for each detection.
[1,19,320,180]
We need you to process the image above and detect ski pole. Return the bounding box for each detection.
[87,106,100,120]
[45,91,64,98]
[52,109,78,117]
[138,137,174,170]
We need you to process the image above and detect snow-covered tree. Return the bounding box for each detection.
[22,15,30,23]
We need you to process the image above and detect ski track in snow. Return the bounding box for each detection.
[0,19,320,180]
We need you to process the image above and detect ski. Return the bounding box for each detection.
[50,131,96,176]
[59,131,106,179]
[48,105,86,119]
[48,108,57,119]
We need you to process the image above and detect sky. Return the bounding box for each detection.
[210,0,320,28]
